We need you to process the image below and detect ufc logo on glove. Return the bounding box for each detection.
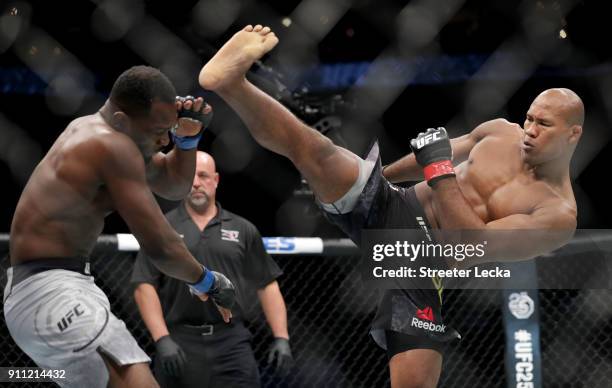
[415,129,444,149]
[410,127,455,186]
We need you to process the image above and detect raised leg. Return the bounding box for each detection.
[199,25,360,204]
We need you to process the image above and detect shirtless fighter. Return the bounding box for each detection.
[198,25,580,388]
[5,66,235,388]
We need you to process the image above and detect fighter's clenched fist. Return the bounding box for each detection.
[172,95,214,149]
[410,127,455,186]
[188,266,235,323]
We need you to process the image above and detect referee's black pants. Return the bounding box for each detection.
[154,321,260,388]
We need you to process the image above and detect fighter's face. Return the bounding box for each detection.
[522,98,573,165]
[187,157,218,210]
[129,101,176,159]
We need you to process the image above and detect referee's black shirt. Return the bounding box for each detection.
[131,202,282,326]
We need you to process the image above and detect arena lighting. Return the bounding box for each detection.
[281,17,292,27]
[559,29,567,39]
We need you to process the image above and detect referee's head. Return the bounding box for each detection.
[187,151,219,212]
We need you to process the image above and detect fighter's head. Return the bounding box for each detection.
[186,151,219,213]
[109,66,177,159]
[522,88,584,166]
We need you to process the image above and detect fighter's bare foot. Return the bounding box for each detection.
[199,25,278,91]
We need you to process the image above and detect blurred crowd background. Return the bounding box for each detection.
[1,0,612,236]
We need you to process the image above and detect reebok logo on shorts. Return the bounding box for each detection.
[416,306,434,321]
[411,306,446,333]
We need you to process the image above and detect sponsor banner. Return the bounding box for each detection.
[263,237,324,255]
[360,229,612,289]
[117,235,325,255]
[502,260,542,388]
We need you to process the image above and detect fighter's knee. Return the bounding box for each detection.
[101,354,158,388]
[290,129,337,170]
[391,373,437,388]
[389,351,441,388]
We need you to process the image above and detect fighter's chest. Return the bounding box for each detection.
[455,140,539,221]
[461,136,521,186]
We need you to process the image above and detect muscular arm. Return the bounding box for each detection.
[382,119,505,183]
[146,98,209,200]
[432,178,576,265]
[97,134,202,283]
[257,281,289,339]
[134,283,170,341]
[146,148,196,201]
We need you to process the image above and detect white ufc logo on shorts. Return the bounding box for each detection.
[416,132,442,149]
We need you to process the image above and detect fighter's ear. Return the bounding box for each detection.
[111,111,131,132]
[569,124,582,144]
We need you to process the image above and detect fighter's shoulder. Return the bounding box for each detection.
[64,115,132,150]
[86,123,139,160]
[472,118,521,139]
[76,123,144,177]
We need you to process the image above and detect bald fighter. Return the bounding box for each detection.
[5,66,235,388]
[198,25,580,388]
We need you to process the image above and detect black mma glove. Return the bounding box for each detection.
[155,335,187,377]
[206,270,236,309]
[268,337,294,375]
[409,127,455,186]
[172,95,213,150]
[188,266,236,310]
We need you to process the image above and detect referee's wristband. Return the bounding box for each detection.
[172,130,203,151]
[188,266,215,294]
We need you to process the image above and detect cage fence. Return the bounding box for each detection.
[1,239,611,388]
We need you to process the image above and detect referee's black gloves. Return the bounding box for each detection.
[268,337,294,375]
[155,335,187,377]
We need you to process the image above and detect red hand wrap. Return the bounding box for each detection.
[423,160,455,183]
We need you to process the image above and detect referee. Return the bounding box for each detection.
[131,151,293,387]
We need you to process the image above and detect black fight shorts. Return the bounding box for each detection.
[320,143,460,356]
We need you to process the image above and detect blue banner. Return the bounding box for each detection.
[502,260,542,388]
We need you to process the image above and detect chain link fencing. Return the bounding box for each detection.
[1,248,611,387]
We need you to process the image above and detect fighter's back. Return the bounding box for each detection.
[10,114,118,264]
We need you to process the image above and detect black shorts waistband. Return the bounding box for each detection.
[10,257,91,287]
